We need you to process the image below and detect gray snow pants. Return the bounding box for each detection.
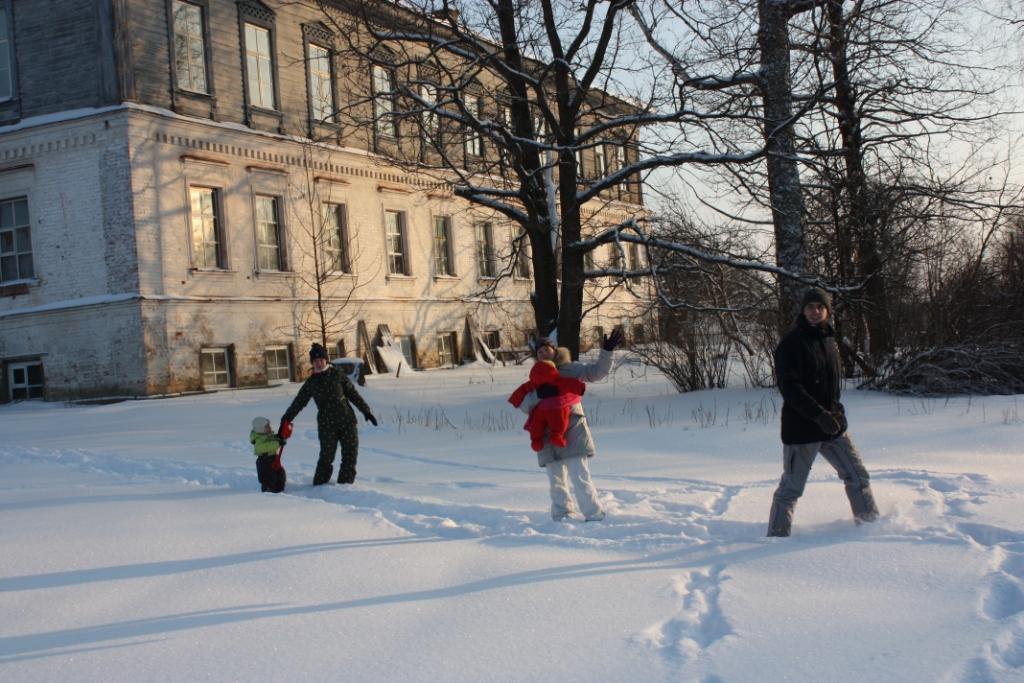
[767,433,878,537]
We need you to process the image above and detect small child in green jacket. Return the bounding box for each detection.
[250,416,286,493]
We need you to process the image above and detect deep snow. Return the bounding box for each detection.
[3,356,1024,682]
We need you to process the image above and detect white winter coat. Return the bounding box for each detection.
[517,347,613,466]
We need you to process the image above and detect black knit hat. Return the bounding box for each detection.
[309,343,329,361]
[801,287,831,312]
[531,337,556,355]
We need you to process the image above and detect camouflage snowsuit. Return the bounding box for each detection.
[282,365,374,485]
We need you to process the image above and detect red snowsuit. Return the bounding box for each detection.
[509,360,586,452]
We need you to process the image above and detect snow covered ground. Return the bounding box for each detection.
[3,356,1024,683]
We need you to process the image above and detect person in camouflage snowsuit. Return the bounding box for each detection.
[281,343,377,485]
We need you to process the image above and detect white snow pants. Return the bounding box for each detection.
[546,455,604,521]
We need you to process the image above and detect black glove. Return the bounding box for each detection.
[277,437,288,447]
[603,328,624,351]
[536,384,559,399]
[814,412,841,436]
[364,413,378,426]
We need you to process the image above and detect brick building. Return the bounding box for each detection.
[0,0,647,402]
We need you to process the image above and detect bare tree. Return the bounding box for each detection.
[305,0,782,357]
[285,142,379,352]
[634,0,1021,362]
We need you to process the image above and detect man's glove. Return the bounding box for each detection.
[364,412,378,426]
[814,411,841,436]
[279,421,294,439]
[536,384,559,399]
[603,328,624,351]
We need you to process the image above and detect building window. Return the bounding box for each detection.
[483,330,500,350]
[188,187,222,269]
[574,128,585,179]
[625,242,641,275]
[307,43,333,121]
[592,327,604,350]
[8,360,43,401]
[437,333,456,367]
[200,348,232,388]
[434,215,453,276]
[322,203,349,273]
[255,195,282,271]
[596,143,608,179]
[373,64,396,139]
[465,94,482,157]
[476,221,494,278]
[172,1,208,93]
[384,210,407,275]
[0,197,32,282]
[0,3,14,101]
[265,346,291,382]
[609,242,623,274]
[421,82,439,146]
[614,144,628,195]
[396,335,416,369]
[512,228,530,279]
[244,23,275,109]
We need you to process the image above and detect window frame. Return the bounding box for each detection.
[169,0,211,95]
[186,186,226,270]
[0,2,18,104]
[595,142,608,180]
[384,209,409,276]
[512,227,530,280]
[420,81,439,148]
[7,359,43,401]
[254,193,284,272]
[433,215,454,277]
[372,63,398,142]
[613,142,628,197]
[437,332,457,368]
[396,335,417,369]
[0,196,33,283]
[264,345,292,383]
[200,347,233,388]
[322,201,351,274]
[306,41,335,122]
[573,128,585,180]
[475,221,495,279]
[464,93,483,158]
[326,341,346,361]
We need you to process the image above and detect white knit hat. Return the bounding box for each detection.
[252,417,271,432]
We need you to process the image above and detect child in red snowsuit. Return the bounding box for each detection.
[509,360,586,451]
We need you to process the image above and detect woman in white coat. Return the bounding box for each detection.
[517,330,623,521]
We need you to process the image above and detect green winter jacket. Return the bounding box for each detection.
[250,431,283,457]
[281,365,373,428]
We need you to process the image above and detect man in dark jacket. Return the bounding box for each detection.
[767,288,879,536]
[281,343,377,485]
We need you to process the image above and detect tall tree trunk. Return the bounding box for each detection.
[759,0,808,330]
[825,0,891,358]
[495,0,560,339]
[558,147,584,357]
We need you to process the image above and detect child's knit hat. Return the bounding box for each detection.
[252,417,271,432]
[310,343,329,361]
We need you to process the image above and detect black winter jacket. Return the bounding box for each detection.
[775,314,848,444]
[281,366,373,428]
